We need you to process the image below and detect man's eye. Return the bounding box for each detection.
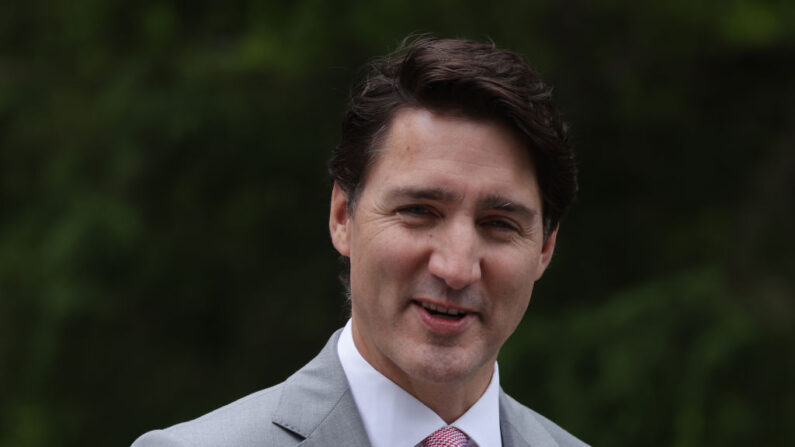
[398,205,432,216]
[483,219,519,232]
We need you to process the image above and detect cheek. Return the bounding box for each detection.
[487,265,534,345]
[351,229,429,294]
[486,252,537,311]
[365,228,427,268]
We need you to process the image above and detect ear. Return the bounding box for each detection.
[329,183,352,257]
[534,225,558,281]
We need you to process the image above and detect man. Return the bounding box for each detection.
[133,36,586,447]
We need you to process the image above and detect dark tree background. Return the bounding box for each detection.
[1,1,793,446]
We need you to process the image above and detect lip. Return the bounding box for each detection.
[411,299,475,335]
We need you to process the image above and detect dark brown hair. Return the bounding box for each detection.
[329,35,577,239]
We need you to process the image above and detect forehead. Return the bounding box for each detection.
[361,108,539,199]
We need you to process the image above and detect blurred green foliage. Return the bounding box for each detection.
[1,1,793,446]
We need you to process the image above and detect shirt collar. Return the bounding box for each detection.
[337,319,502,447]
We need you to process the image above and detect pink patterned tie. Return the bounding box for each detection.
[422,426,469,447]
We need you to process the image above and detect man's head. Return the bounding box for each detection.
[329,36,576,240]
[328,36,576,417]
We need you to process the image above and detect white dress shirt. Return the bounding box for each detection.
[337,319,502,447]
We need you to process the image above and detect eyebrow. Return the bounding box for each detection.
[385,187,538,221]
[385,187,461,203]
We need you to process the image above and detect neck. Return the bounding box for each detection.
[351,321,496,424]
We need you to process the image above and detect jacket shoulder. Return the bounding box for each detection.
[500,392,589,447]
[132,330,353,447]
[131,383,300,447]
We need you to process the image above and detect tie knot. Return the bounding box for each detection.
[422,426,468,447]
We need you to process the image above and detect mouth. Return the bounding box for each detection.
[413,300,470,321]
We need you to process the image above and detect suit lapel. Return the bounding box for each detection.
[295,389,370,447]
[499,390,558,447]
[272,329,370,446]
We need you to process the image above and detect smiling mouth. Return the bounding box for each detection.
[415,300,469,320]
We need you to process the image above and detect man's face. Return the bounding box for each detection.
[330,108,557,394]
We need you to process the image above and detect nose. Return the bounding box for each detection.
[427,220,482,290]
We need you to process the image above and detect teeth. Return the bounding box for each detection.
[420,301,467,316]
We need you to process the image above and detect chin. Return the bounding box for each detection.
[405,347,485,385]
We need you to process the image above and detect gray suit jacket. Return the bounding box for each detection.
[132,329,587,447]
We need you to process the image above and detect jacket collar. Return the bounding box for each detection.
[499,391,559,447]
[272,329,370,447]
